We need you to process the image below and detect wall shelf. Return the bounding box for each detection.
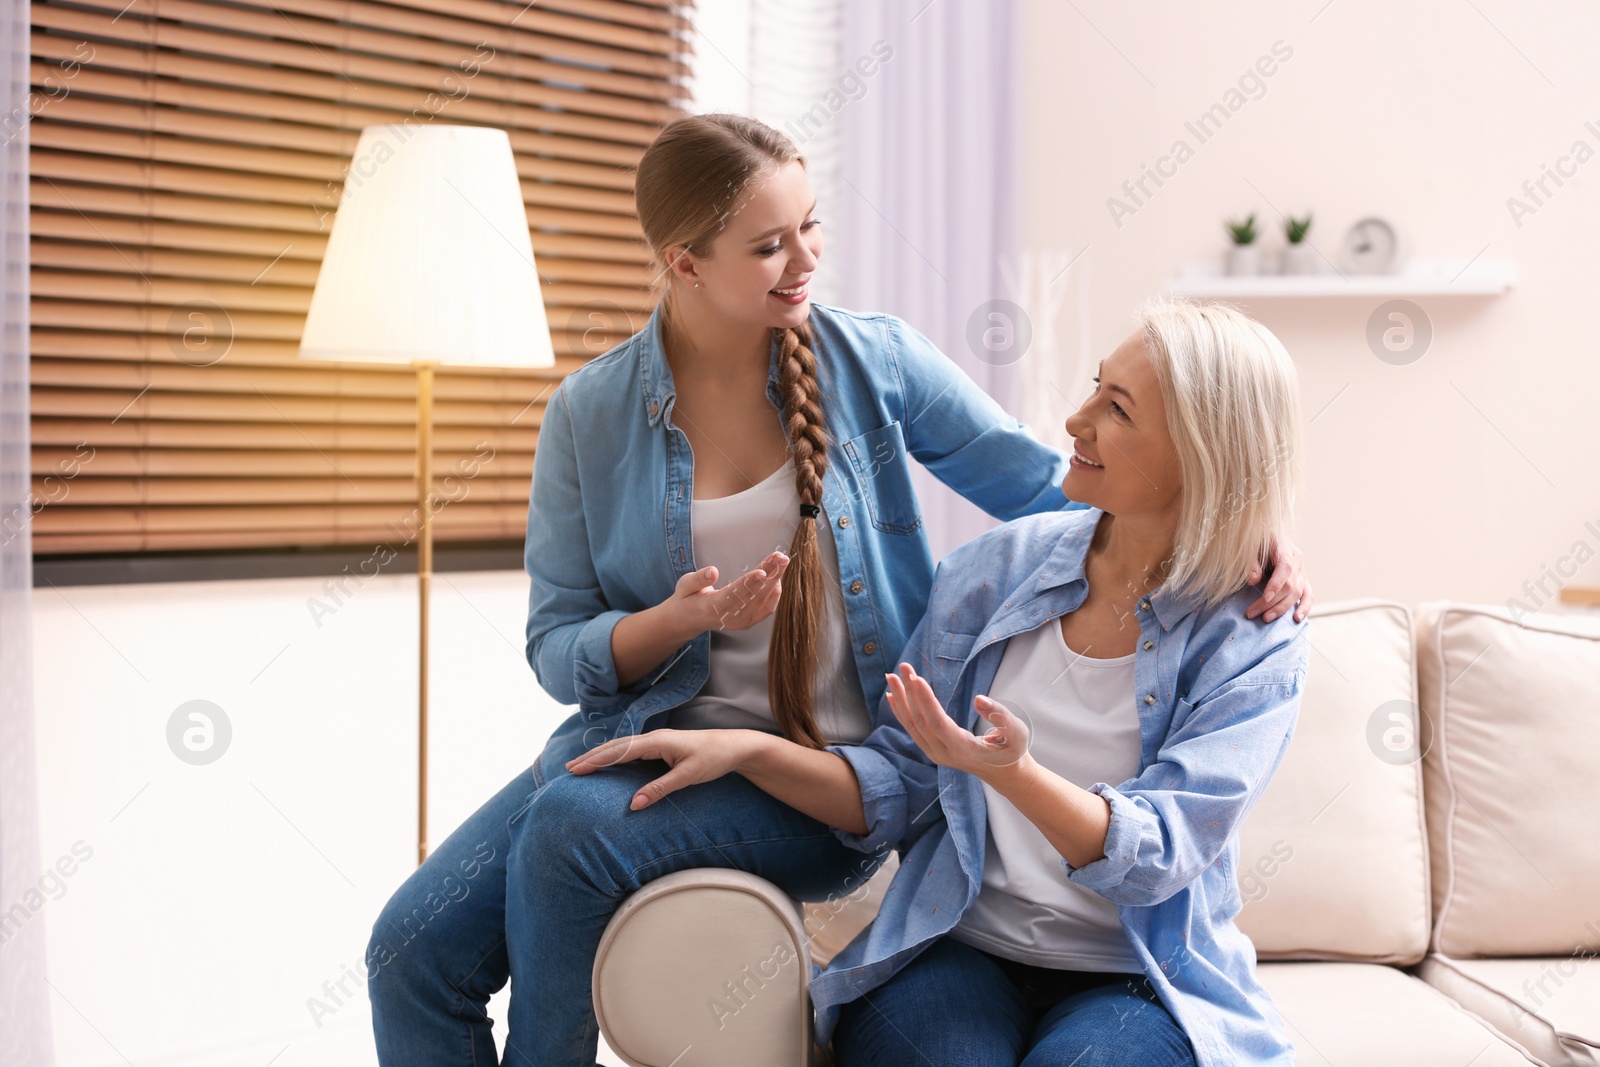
[1165,258,1517,298]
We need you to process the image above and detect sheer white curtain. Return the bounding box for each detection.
[746,0,845,307]
[832,0,1028,561]
[0,0,53,1063]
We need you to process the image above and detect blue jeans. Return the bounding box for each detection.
[366,766,539,1066]
[367,760,879,1066]
[502,759,881,1066]
[833,936,1198,1067]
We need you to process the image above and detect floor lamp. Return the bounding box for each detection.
[298,124,555,867]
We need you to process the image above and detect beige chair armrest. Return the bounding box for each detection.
[592,868,822,1067]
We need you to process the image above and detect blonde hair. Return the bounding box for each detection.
[1134,296,1301,610]
[634,114,832,749]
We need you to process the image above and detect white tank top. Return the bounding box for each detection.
[667,458,873,746]
[949,617,1145,971]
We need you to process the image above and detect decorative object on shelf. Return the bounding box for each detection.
[299,124,556,867]
[1559,586,1600,611]
[1225,212,1260,276]
[1341,216,1404,274]
[1281,212,1317,275]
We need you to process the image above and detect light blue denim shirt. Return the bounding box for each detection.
[814,506,1309,1067]
[522,301,1088,787]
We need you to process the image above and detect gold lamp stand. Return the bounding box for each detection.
[416,361,436,867]
[296,125,556,871]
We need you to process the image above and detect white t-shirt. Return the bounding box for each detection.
[667,458,873,746]
[949,617,1145,971]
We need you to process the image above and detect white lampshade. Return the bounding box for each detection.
[299,124,554,368]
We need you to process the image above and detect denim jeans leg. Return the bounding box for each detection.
[832,936,1032,1067]
[1021,975,1198,1067]
[501,759,881,1067]
[367,765,540,1067]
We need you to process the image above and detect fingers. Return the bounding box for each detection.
[974,695,1029,760]
[1267,591,1299,622]
[630,766,692,810]
[883,670,925,748]
[902,666,946,730]
[973,695,1013,750]
[677,566,719,598]
[973,694,1006,726]
[711,553,789,628]
[1295,588,1315,622]
[1246,583,1266,620]
[749,577,784,622]
[1259,565,1304,622]
[565,733,656,773]
[888,663,951,755]
[1248,567,1290,621]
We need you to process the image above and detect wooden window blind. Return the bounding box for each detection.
[27,0,689,555]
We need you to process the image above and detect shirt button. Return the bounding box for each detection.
[649,401,659,418]
[1139,599,1151,611]
[849,580,864,594]
[864,641,877,655]
[1145,694,1156,705]
[1142,640,1153,651]
[838,515,850,529]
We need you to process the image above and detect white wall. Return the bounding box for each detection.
[1021,0,1600,610]
[28,571,630,1066]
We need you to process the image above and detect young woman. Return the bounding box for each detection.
[567,298,1309,1066]
[366,114,1312,1066]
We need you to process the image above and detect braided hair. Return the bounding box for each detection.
[635,113,833,747]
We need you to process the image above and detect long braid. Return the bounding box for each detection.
[769,317,830,749]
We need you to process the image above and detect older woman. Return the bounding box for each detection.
[565,297,1308,1067]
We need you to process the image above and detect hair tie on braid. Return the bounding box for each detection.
[799,503,819,520]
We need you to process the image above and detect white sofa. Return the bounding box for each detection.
[590,600,1600,1066]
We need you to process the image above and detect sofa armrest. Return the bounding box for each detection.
[593,868,824,1067]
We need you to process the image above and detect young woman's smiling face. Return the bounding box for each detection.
[1061,331,1184,517]
[665,159,823,333]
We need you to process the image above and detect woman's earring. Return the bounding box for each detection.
[693,281,701,289]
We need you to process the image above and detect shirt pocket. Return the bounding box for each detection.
[842,421,922,535]
[933,631,978,665]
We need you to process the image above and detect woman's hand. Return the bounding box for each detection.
[564,728,765,810]
[670,551,790,634]
[609,552,790,689]
[1247,536,1313,623]
[884,663,1032,781]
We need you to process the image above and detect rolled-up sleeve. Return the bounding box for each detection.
[523,384,630,709]
[1063,644,1307,906]
[824,739,912,854]
[887,314,1084,520]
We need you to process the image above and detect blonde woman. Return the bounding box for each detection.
[366,112,1312,1066]
[571,298,1309,1066]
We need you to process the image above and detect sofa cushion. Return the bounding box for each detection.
[1415,602,1600,957]
[1419,953,1600,1067]
[1234,599,1432,963]
[802,851,898,968]
[1256,962,1540,1065]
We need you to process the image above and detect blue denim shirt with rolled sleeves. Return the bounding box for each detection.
[521,301,1088,788]
[813,507,1309,1067]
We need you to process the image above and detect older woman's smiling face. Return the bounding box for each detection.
[1061,331,1183,518]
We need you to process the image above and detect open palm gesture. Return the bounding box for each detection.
[883,662,1032,775]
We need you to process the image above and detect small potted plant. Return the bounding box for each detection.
[1225,213,1259,276]
[1281,212,1316,275]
